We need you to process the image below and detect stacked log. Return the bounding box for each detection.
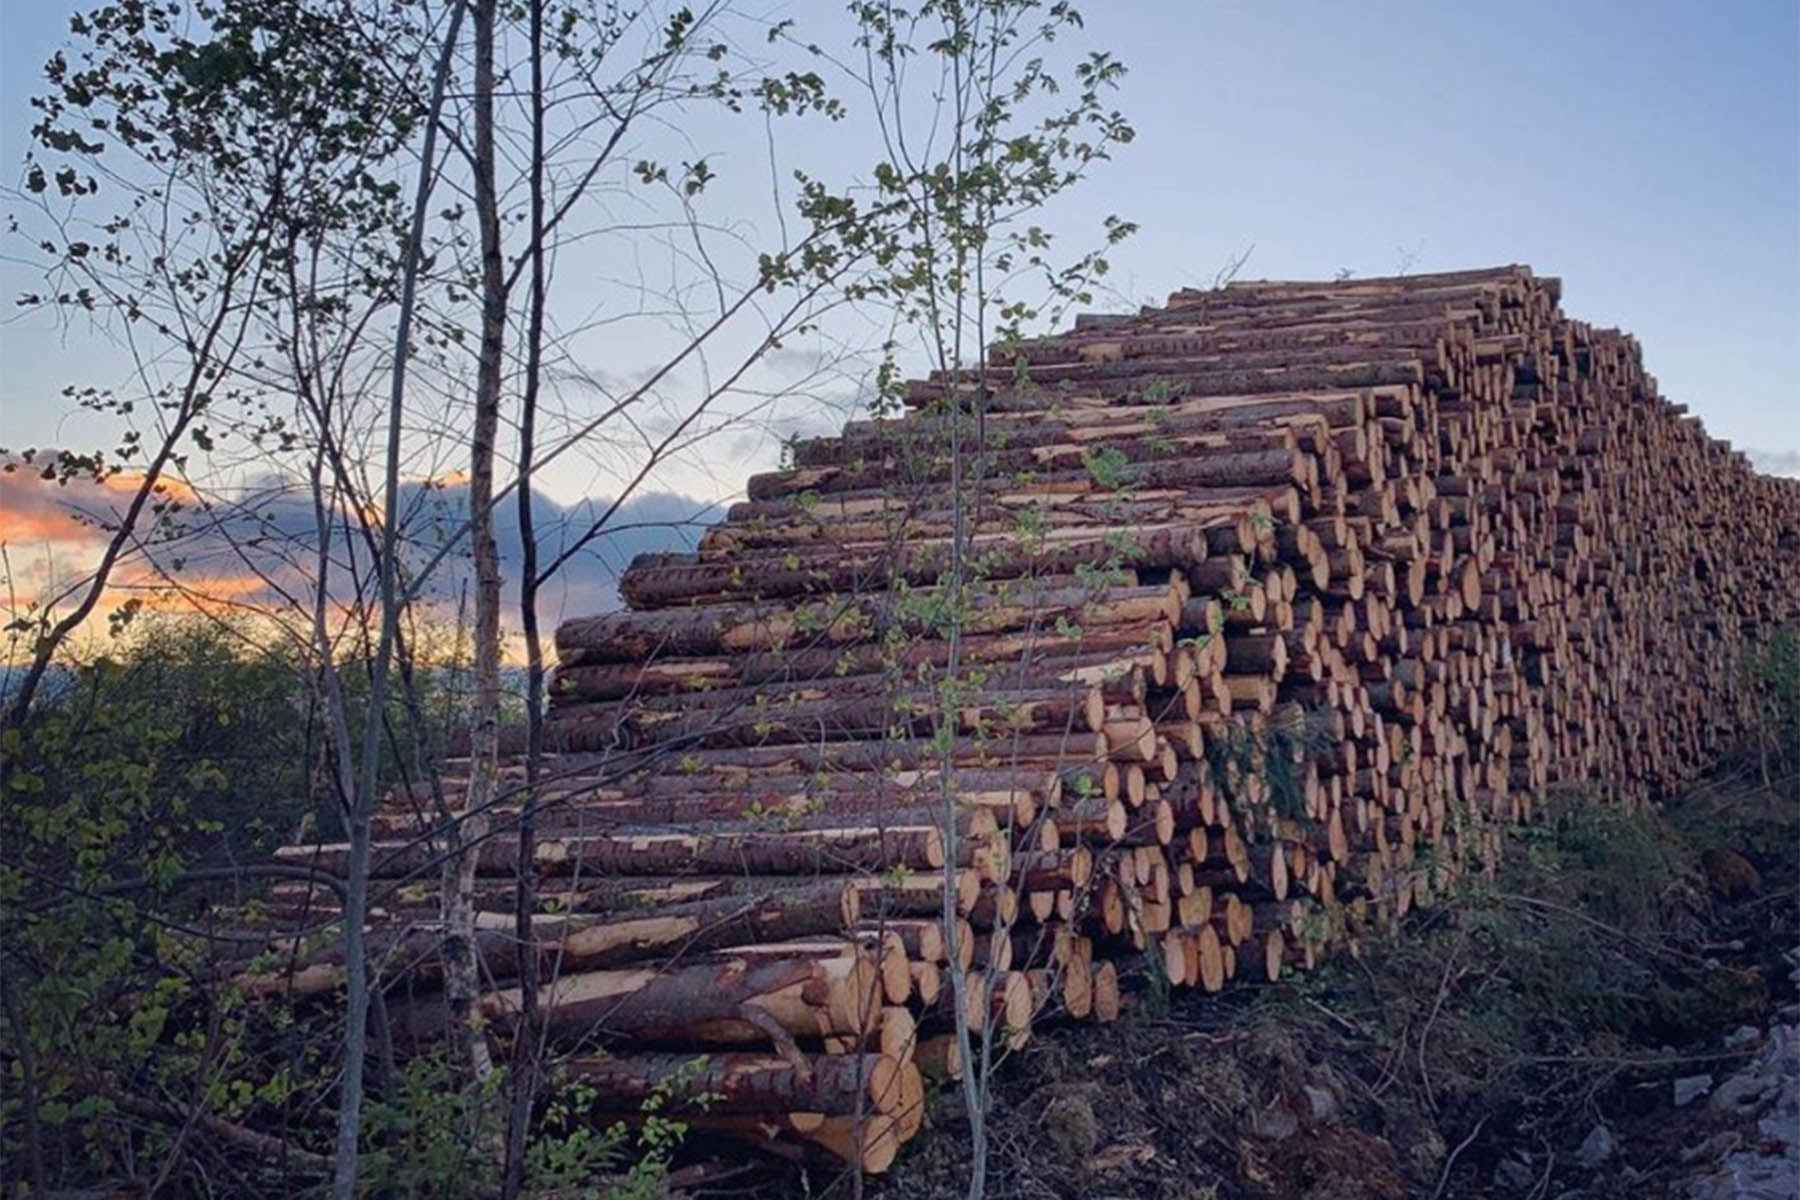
[256,265,1800,1173]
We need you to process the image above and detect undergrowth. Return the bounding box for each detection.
[360,1055,702,1200]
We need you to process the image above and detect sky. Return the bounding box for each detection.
[0,0,1795,630]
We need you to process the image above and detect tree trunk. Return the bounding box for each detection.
[389,953,884,1045]
[238,877,862,994]
[330,5,467,1194]
[444,0,503,1085]
[564,1051,905,1116]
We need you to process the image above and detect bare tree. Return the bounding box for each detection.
[335,3,470,1190]
[810,4,1137,1192]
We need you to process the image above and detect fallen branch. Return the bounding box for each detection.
[1429,1115,1487,1200]
[90,1080,332,1176]
[1495,892,1710,967]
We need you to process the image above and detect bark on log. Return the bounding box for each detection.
[565,1051,907,1117]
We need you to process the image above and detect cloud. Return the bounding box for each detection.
[763,346,833,378]
[0,461,199,545]
[399,481,720,623]
[1746,447,1800,478]
[0,463,714,643]
[718,389,862,466]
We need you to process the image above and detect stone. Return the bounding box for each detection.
[1302,1083,1339,1124]
[1675,1074,1714,1107]
[1724,1025,1761,1049]
[1251,1105,1299,1141]
[1577,1123,1615,1166]
[1709,1072,1778,1116]
[1494,1153,1535,1191]
[1679,1130,1740,1165]
[1392,1114,1446,1184]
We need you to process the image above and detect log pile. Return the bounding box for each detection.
[259,265,1800,1174]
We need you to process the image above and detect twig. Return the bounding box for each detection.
[1726,885,1799,913]
[90,1080,333,1175]
[1430,1115,1488,1200]
[1301,995,1366,1037]
[1496,892,1711,967]
[740,1002,812,1084]
[0,971,47,1194]
[1524,1133,1557,1200]
[1372,1018,1410,1098]
[1417,929,1466,1114]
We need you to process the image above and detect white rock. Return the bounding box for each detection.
[1302,1083,1339,1124]
[1710,1073,1778,1116]
[1679,1130,1740,1165]
[1675,1074,1714,1107]
[1578,1123,1615,1166]
[1251,1105,1298,1141]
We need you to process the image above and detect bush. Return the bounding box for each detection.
[1745,625,1800,782]
[0,619,324,1193]
[359,1055,705,1200]
[0,612,716,1196]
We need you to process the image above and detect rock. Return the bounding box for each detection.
[1389,1113,1446,1184]
[1577,1123,1615,1166]
[1700,846,1760,899]
[1043,1088,1100,1172]
[1494,1152,1536,1191]
[1251,1104,1299,1142]
[1681,1021,1800,1199]
[1303,1083,1339,1124]
[1725,1025,1761,1049]
[1087,1139,1156,1173]
[1709,1072,1779,1116]
[1675,1074,1715,1107]
[1679,1130,1740,1165]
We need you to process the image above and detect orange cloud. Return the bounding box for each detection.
[0,507,99,544]
[0,464,199,547]
[100,470,201,505]
[2,461,709,666]
[122,569,274,609]
[1,466,239,629]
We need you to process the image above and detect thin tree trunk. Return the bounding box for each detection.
[0,970,46,1194]
[501,0,549,1192]
[332,5,466,1195]
[445,0,503,1085]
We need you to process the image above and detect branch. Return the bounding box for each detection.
[88,1079,332,1177]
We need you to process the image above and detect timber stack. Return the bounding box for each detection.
[254,265,1800,1174]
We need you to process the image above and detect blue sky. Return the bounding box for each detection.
[1090,0,1800,470]
[1,0,1796,482]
